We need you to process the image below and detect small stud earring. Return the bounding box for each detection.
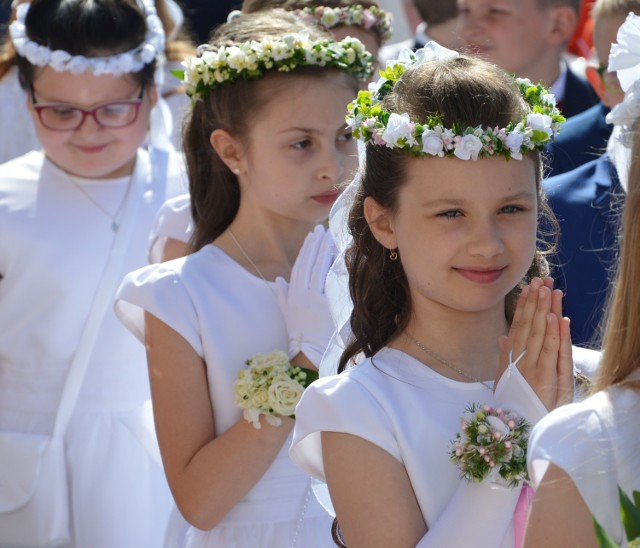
[389,249,398,261]
[233,168,240,175]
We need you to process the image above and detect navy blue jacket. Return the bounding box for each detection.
[561,65,600,119]
[545,102,611,177]
[543,154,624,347]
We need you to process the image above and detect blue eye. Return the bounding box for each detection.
[337,132,353,143]
[500,205,524,214]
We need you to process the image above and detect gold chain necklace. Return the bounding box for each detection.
[67,174,131,233]
[404,331,493,390]
[227,228,278,297]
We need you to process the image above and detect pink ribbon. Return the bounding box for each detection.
[514,485,535,548]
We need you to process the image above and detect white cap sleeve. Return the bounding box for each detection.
[148,194,193,263]
[290,372,402,482]
[114,262,203,357]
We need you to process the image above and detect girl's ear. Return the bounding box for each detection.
[364,196,397,250]
[210,129,245,174]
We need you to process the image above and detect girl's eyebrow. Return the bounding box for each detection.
[278,124,351,136]
[278,126,320,135]
[421,192,536,208]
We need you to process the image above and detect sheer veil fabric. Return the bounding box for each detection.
[320,142,366,378]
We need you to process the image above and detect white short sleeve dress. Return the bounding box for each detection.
[115,244,335,548]
[0,149,186,547]
[528,380,640,545]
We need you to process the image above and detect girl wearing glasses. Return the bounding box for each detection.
[0,0,187,546]
[0,0,195,164]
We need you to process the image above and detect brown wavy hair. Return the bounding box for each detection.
[338,54,559,372]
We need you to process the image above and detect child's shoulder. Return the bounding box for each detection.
[0,152,47,209]
[0,150,45,182]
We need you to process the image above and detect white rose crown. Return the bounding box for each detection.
[174,32,373,103]
[347,42,566,161]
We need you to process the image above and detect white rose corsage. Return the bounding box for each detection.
[449,404,531,488]
[233,350,319,429]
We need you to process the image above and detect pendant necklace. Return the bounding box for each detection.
[67,174,131,233]
[404,331,493,390]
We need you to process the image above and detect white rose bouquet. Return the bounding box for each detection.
[234,350,319,429]
[449,403,530,488]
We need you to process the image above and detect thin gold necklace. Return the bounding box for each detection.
[67,174,131,233]
[227,228,275,291]
[404,331,493,390]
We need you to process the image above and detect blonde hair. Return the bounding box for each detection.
[596,126,640,392]
[591,0,640,19]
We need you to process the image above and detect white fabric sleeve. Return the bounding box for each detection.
[114,262,203,357]
[148,194,193,263]
[493,361,549,426]
[415,481,520,547]
[527,397,616,514]
[289,374,401,481]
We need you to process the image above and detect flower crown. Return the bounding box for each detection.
[9,0,165,76]
[297,5,393,44]
[174,32,373,102]
[347,42,566,161]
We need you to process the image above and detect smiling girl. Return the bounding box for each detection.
[289,43,591,547]
[0,0,186,545]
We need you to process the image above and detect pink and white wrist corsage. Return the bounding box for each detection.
[450,403,531,488]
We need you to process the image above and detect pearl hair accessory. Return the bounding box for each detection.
[9,0,165,75]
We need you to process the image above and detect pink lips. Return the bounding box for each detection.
[75,144,109,154]
[312,190,341,205]
[455,267,506,284]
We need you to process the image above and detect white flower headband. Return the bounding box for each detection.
[347,42,565,161]
[297,5,393,44]
[9,0,165,76]
[606,12,640,147]
[174,32,373,102]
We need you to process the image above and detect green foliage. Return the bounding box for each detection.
[595,488,640,547]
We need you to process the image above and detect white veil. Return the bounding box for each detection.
[319,141,366,377]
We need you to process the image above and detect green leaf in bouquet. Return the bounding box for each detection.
[619,488,640,542]
[594,518,619,548]
[594,488,640,547]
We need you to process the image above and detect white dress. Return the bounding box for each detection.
[528,380,640,545]
[115,244,335,548]
[0,148,186,547]
[148,193,192,262]
[291,346,601,548]
[0,67,39,165]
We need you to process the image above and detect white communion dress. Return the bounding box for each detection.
[528,375,640,545]
[291,346,601,548]
[0,149,186,547]
[115,244,335,547]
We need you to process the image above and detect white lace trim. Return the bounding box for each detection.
[9,0,165,75]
